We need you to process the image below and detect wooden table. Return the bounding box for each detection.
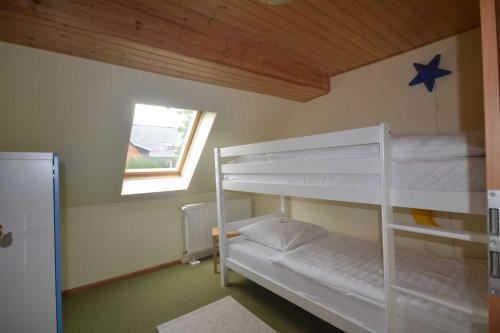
[212,227,240,274]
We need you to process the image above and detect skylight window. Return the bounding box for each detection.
[125,104,201,176]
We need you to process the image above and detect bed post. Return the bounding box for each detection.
[480,1,500,330]
[280,196,288,216]
[214,147,229,287]
[379,123,396,333]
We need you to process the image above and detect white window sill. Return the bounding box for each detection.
[121,175,189,195]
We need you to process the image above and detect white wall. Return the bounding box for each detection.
[268,28,486,259]
[61,192,251,289]
[0,42,297,289]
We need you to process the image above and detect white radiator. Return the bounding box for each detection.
[181,197,252,261]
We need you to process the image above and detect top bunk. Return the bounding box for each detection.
[215,124,486,215]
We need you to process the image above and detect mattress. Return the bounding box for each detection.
[227,236,487,333]
[230,132,485,163]
[225,132,485,192]
[225,157,485,192]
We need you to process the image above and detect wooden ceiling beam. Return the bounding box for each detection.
[0,11,326,102]
[0,0,330,101]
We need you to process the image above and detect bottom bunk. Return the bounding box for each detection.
[224,215,487,333]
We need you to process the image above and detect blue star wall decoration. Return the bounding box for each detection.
[409,54,451,92]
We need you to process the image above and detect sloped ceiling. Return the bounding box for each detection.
[0,0,480,101]
[0,42,297,206]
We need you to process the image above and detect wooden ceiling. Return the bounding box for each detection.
[0,0,480,102]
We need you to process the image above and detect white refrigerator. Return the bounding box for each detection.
[0,152,62,333]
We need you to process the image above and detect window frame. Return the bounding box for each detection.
[124,110,202,178]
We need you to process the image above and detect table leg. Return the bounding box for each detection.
[213,236,218,274]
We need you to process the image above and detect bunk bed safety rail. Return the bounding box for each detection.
[219,124,385,206]
[391,190,485,215]
[219,125,382,158]
[221,158,380,175]
[222,182,382,206]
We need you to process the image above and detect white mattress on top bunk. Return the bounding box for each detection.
[229,132,485,163]
[225,157,485,192]
[227,234,487,333]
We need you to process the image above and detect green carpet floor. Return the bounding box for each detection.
[63,259,342,333]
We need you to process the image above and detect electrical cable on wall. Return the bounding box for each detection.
[434,84,441,134]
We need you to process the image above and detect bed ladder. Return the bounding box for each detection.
[384,220,488,321]
[379,125,488,332]
[383,221,488,331]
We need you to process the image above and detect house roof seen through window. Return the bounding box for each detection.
[125,104,201,175]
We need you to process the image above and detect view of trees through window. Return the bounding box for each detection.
[125,104,199,172]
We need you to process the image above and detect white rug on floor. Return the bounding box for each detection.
[156,296,277,333]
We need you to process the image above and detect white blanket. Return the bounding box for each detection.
[270,234,487,331]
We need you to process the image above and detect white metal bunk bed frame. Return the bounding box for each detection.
[214,123,487,333]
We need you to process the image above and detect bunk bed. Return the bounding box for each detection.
[214,123,487,333]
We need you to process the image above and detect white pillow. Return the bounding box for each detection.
[239,217,328,251]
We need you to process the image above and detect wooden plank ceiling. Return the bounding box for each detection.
[0,0,480,102]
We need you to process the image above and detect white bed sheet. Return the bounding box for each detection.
[227,236,487,333]
[224,157,485,192]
